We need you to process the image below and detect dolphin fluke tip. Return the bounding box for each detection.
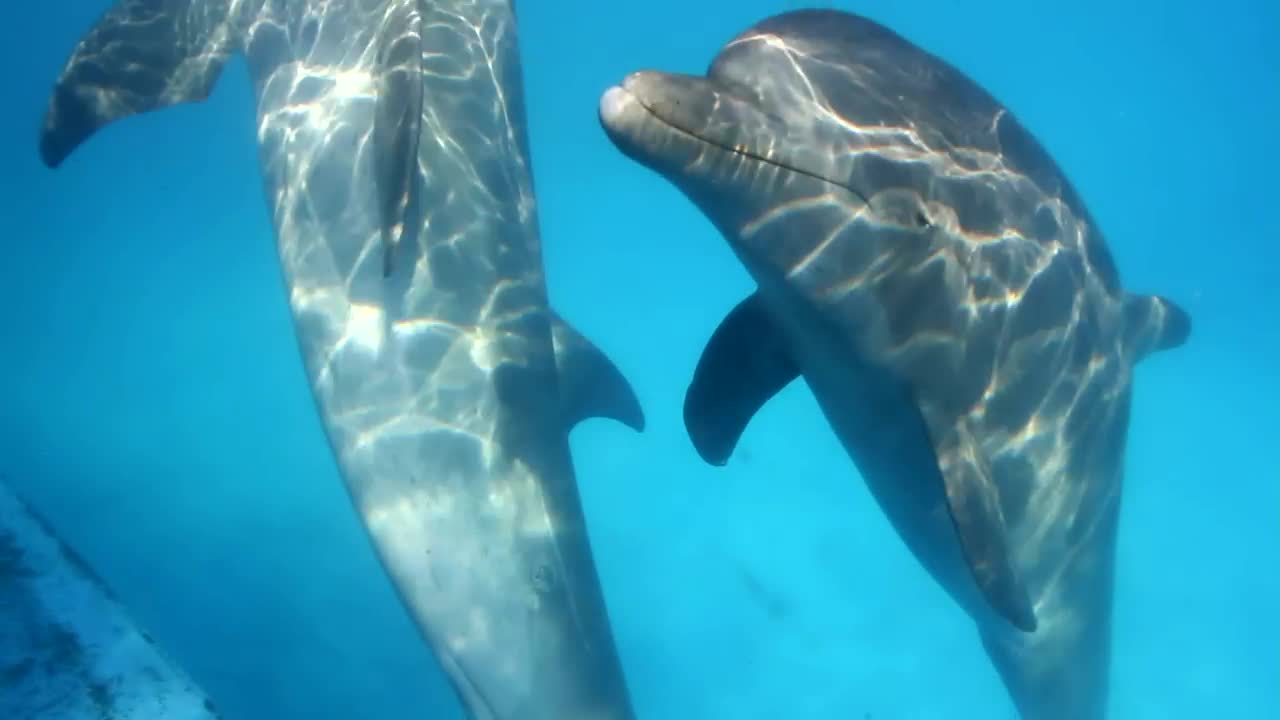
[38,85,88,169]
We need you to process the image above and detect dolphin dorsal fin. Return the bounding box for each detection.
[39,0,240,168]
[1121,293,1191,363]
[373,0,425,279]
[550,311,646,433]
[683,293,800,466]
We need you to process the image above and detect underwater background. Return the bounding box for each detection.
[1,0,1276,718]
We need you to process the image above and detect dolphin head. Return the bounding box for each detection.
[599,9,1073,293]
[602,11,958,263]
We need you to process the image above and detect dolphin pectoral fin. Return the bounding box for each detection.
[684,293,799,466]
[549,311,646,433]
[918,403,1038,632]
[1122,293,1191,362]
[373,0,425,278]
[39,0,236,169]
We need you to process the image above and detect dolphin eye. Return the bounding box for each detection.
[863,189,933,230]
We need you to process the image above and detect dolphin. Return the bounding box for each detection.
[40,1,643,718]
[0,476,223,720]
[598,9,1189,720]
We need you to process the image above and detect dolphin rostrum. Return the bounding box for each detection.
[40,2,643,718]
[599,9,1189,719]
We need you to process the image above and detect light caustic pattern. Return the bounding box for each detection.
[601,11,1186,718]
[243,2,617,714]
[679,23,1136,631]
[38,0,630,717]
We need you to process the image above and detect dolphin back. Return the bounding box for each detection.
[39,0,241,168]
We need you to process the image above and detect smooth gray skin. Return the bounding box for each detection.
[599,9,1189,720]
[0,477,223,720]
[39,2,643,719]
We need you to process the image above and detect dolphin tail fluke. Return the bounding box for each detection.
[39,0,238,169]
[549,310,646,433]
[1121,293,1191,363]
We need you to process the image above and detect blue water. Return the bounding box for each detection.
[2,1,1277,718]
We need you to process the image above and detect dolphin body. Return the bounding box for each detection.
[0,476,223,720]
[599,9,1188,720]
[40,1,643,718]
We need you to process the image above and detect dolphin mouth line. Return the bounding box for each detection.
[617,84,871,206]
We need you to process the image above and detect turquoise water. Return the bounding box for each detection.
[2,1,1277,718]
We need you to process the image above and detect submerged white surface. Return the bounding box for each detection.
[0,478,221,720]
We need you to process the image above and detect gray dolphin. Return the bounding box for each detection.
[1,476,222,720]
[599,9,1188,720]
[40,1,643,718]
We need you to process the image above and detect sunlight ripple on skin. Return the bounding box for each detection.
[599,10,1190,720]
[39,1,642,718]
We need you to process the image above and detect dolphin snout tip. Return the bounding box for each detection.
[599,85,634,126]
[600,71,668,126]
[596,82,645,128]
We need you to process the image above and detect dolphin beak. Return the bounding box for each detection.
[599,70,745,172]
[598,72,667,140]
[598,81,639,127]
[598,72,690,167]
[601,71,721,136]
[600,70,800,179]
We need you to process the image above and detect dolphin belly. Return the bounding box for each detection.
[753,279,991,620]
[38,1,643,718]
[250,3,643,717]
[783,295,1119,720]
